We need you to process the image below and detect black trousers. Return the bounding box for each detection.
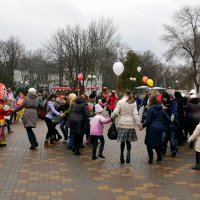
[74,133,83,153]
[147,145,162,160]
[26,127,37,146]
[196,151,200,164]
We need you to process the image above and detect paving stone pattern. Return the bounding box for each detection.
[0,120,200,200]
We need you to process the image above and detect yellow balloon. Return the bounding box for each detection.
[147,79,153,87]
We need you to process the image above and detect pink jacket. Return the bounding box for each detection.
[90,114,112,136]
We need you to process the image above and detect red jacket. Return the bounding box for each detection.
[0,101,11,126]
[108,95,118,111]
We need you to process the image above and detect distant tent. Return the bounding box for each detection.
[152,87,166,90]
[135,86,149,90]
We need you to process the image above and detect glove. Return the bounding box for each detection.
[171,114,175,123]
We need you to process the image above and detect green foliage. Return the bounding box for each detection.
[118,50,141,91]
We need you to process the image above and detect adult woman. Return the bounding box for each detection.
[141,96,172,164]
[68,95,90,155]
[44,93,62,147]
[13,88,40,150]
[108,90,118,116]
[111,91,141,164]
[57,97,69,142]
[15,92,26,123]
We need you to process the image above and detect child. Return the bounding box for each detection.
[188,123,200,170]
[90,104,112,160]
[98,99,107,108]
[4,103,13,134]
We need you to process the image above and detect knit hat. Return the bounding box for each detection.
[28,88,36,94]
[95,104,103,113]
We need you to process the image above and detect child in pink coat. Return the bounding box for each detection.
[90,104,112,160]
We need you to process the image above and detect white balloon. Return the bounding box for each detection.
[137,66,141,72]
[113,62,124,76]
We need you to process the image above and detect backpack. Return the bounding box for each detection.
[38,102,49,120]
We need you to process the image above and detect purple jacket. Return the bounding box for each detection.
[90,114,112,136]
[45,101,60,119]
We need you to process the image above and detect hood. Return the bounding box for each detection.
[75,96,86,104]
[153,104,163,111]
[174,91,182,98]
[27,93,38,99]
[189,97,200,104]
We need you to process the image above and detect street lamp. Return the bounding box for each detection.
[175,80,179,90]
[88,75,96,93]
[130,77,136,90]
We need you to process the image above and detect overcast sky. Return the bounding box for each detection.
[1,0,200,58]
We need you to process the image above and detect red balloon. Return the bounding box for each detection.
[77,73,83,80]
[142,76,148,83]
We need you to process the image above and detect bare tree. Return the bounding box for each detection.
[161,5,200,92]
[0,36,23,87]
[45,17,123,90]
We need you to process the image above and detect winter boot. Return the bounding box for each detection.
[92,147,97,160]
[29,144,36,150]
[126,151,130,164]
[120,154,125,164]
[50,139,56,145]
[44,140,49,147]
[192,163,200,170]
[98,146,106,158]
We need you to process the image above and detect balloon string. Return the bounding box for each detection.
[116,76,118,93]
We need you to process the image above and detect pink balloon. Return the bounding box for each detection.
[77,73,83,80]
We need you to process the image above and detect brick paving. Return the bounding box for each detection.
[0,120,200,200]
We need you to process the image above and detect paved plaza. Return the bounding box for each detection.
[0,120,200,200]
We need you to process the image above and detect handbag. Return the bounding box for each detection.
[107,122,118,140]
[52,115,62,124]
[38,107,48,120]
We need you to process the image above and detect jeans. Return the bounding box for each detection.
[60,119,68,140]
[44,117,54,140]
[26,127,37,146]
[68,131,74,148]
[162,131,177,154]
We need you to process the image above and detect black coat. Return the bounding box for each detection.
[143,104,172,146]
[69,97,90,134]
[184,98,200,128]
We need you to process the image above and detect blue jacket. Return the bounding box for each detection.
[163,100,178,131]
[143,104,172,146]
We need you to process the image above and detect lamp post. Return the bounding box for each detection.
[88,75,96,93]
[130,77,136,90]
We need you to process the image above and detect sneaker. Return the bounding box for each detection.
[62,140,67,143]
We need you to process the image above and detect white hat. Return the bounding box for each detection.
[95,104,103,113]
[28,87,36,94]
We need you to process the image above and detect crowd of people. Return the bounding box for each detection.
[1,84,200,170]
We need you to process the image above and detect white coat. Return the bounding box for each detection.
[188,123,200,152]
